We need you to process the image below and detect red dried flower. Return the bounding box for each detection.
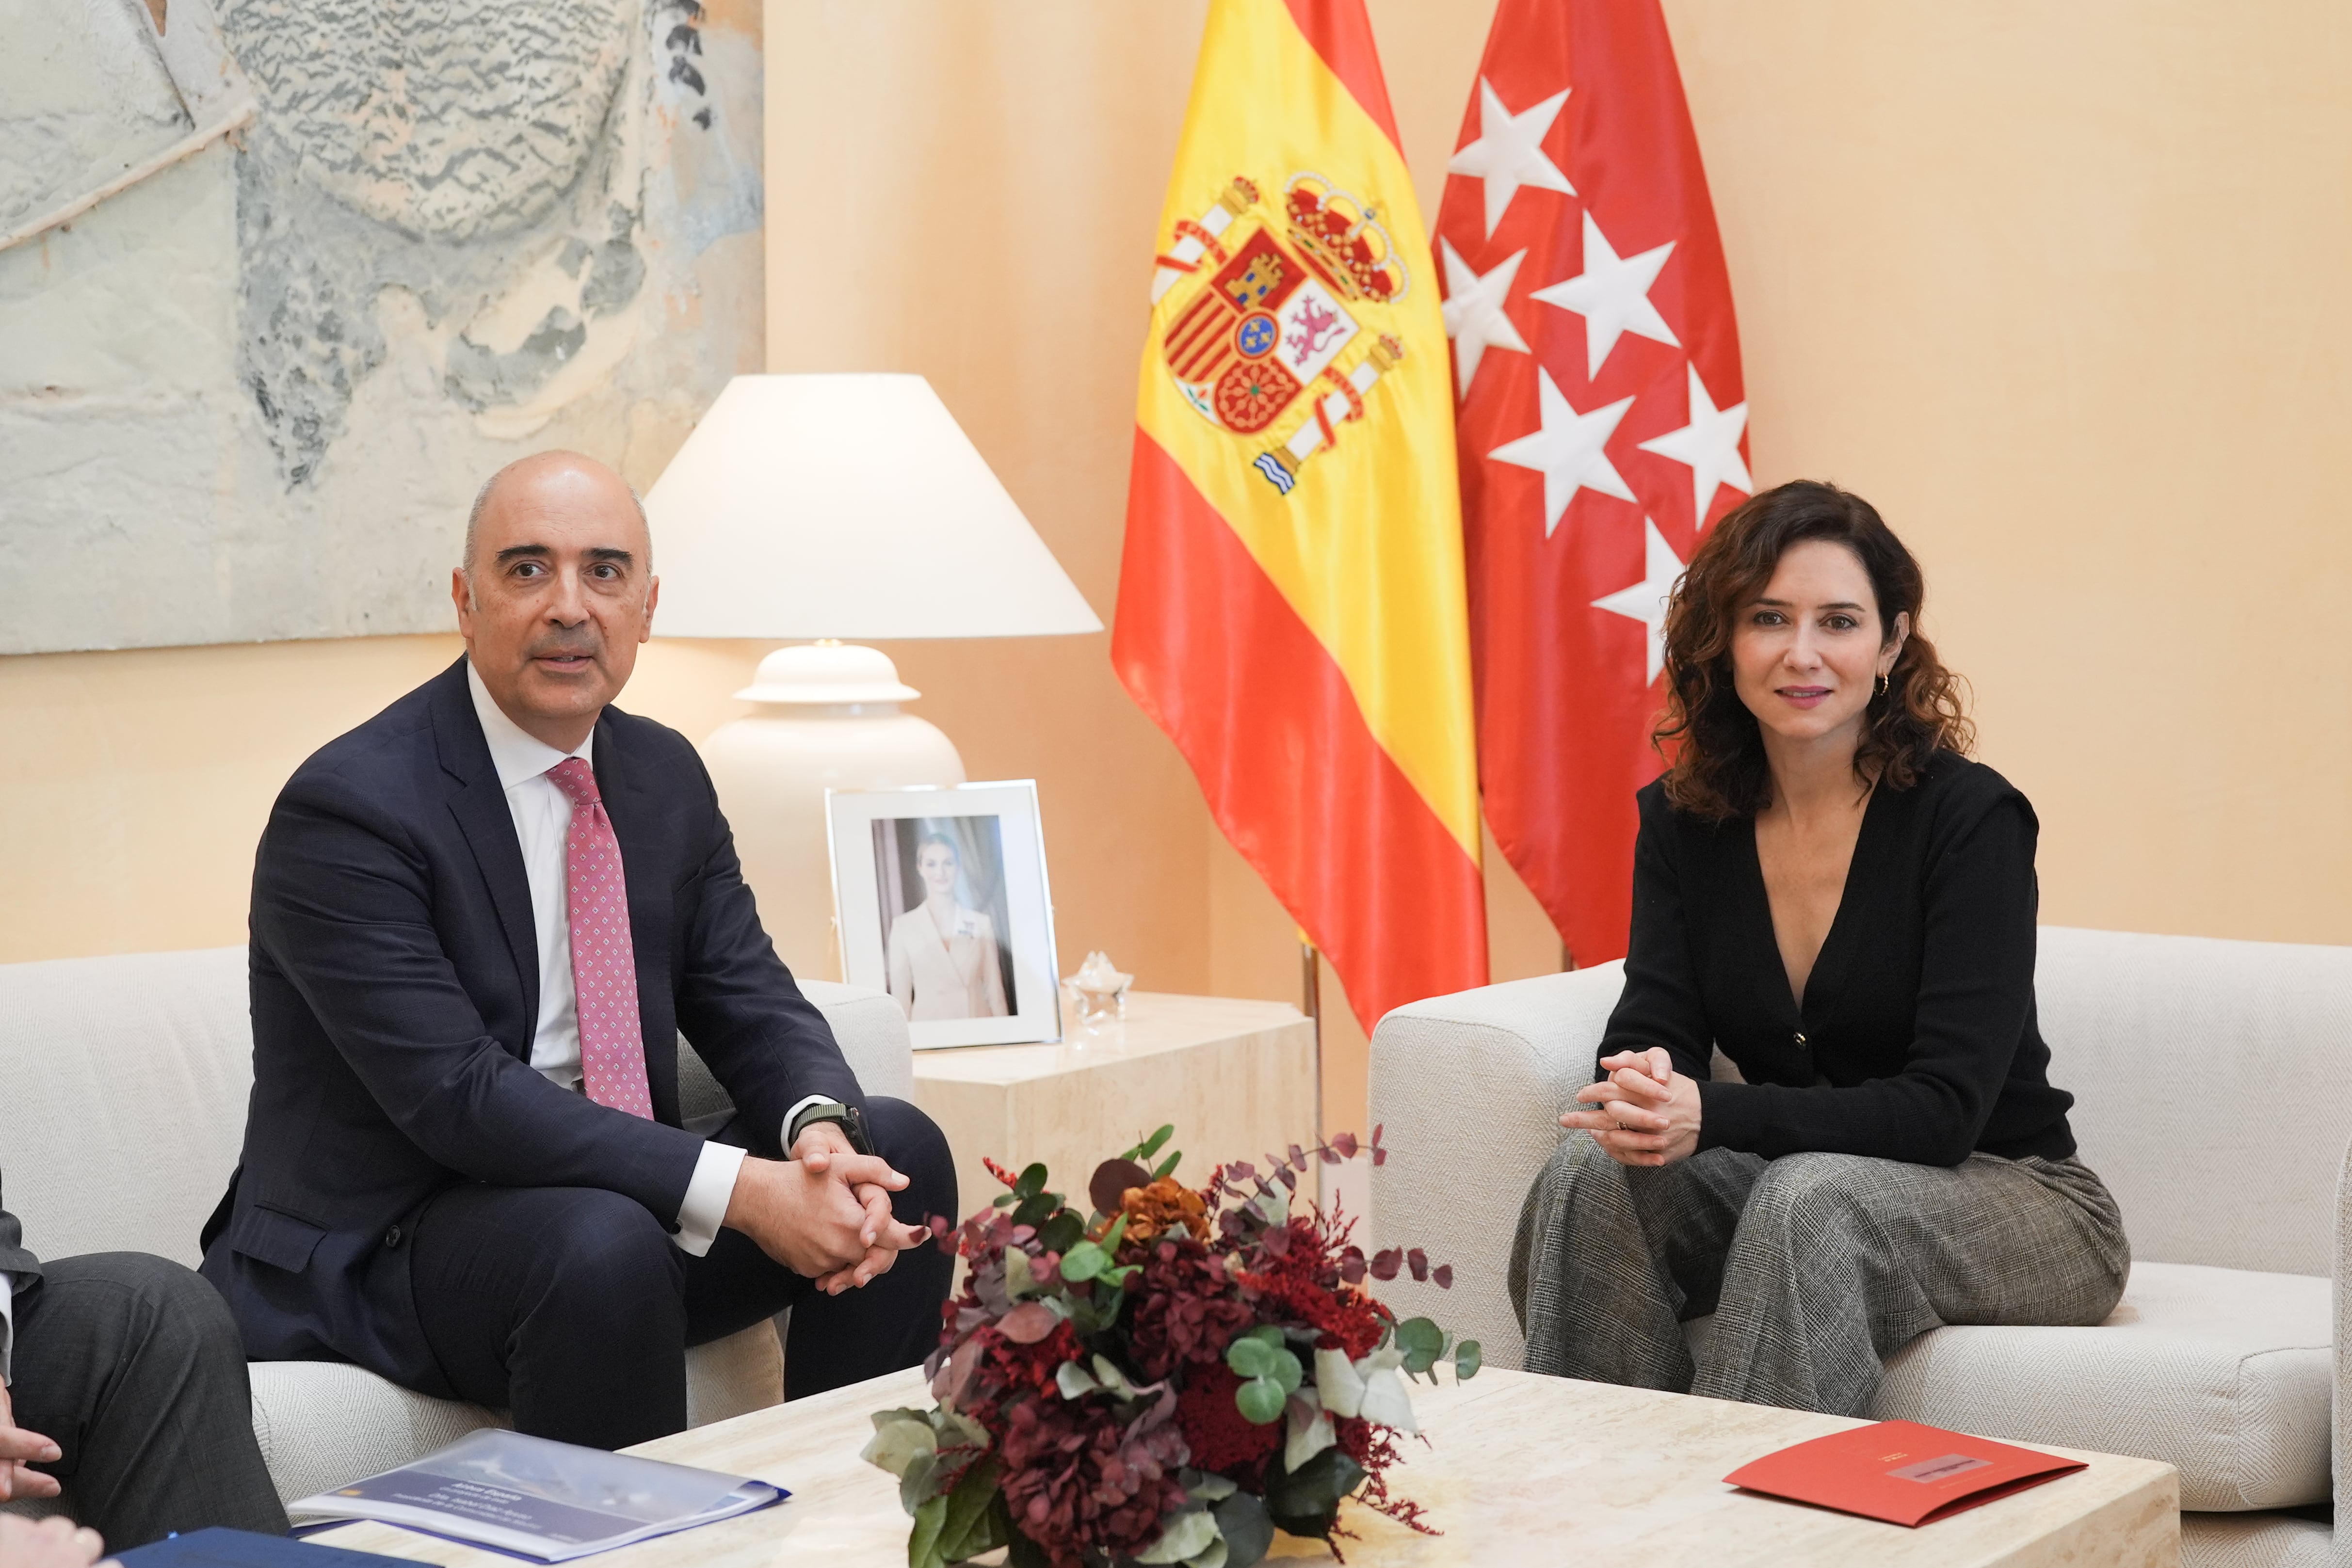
[997,1391,1190,1568]
[1174,1361,1281,1474]
[1125,1237,1255,1382]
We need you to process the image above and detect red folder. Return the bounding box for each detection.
[1724,1420,2089,1527]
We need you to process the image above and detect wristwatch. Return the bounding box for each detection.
[788,1099,874,1157]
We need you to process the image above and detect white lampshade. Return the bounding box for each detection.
[644,373,1102,640]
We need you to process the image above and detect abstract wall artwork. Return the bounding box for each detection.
[0,0,763,653]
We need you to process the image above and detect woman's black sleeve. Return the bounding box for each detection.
[1594,796,1717,1082]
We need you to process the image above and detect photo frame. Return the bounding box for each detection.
[825,781,1063,1050]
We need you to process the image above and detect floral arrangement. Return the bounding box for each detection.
[863,1125,1480,1568]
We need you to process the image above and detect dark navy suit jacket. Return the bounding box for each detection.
[199,658,864,1394]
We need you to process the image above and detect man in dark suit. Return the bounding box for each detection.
[2,1190,284,1545]
[201,452,955,1449]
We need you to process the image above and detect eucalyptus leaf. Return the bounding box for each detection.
[899,1447,941,1514]
[935,1457,1003,1564]
[1184,1539,1228,1568]
[1235,1375,1286,1425]
[1003,1247,1036,1298]
[1262,1446,1366,1538]
[1267,1348,1302,1393]
[907,1492,948,1568]
[860,1416,937,1479]
[1212,1493,1274,1568]
[1455,1340,1483,1379]
[1056,1360,1102,1400]
[1137,1124,1176,1160]
[1247,1324,1286,1348]
[1225,1337,1276,1379]
[1133,1505,1219,1564]
[1015,1163,1048,1199]
[1313,1348,1366,1419]
[1185,1471,1238,1503]
[1040,1210,1086,1254]
[1283,1389,1334,1472]
[1059,1240,1106,1282]
[1151,1150,1182,1181]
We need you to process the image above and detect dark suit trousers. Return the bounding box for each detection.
[408,1097,955,1450]
[10,1254,287,1548]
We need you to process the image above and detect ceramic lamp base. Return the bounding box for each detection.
[698,643,965,982]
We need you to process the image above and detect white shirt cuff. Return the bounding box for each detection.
[0,1272,14,1386]
[780,1094,832,1154]
[674,1142,747,1257]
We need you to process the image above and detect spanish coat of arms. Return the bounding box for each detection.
[1149,175,1411,496]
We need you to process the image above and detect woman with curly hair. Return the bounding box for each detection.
[1508,480,2127,1416]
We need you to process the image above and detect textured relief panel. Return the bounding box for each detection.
[0,0,762,653]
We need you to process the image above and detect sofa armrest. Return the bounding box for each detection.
[2334,1134,2352,1561]
[1368,963,1627,1372]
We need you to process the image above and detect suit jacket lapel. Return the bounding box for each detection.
[430,661,540,1050]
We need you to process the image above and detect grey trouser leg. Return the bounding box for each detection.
[1511,1135,2130,1417]
[10,1253,288,1548]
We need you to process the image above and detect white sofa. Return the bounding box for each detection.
[0,944,916,1509]
[1370,927,2352,1568]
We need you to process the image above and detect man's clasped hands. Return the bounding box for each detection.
[725,1122,931,1296]
[1560,1046,1705,1167]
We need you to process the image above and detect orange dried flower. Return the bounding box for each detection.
[1119,1177,1209,1241]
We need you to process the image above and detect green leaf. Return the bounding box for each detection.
[1015,1162,1048,1199]
[1137,1124,1176,1160]
[1394,1317,1444,1356]
[899,1447,941,1513]
[1059,1240,1105,1282]
[991,1193,1017,1208]
[1102,1213,1131,1251]
[1212,1492,1274,1568]
[1262,1446,1366,1538]
[1225,1337,1276,1379]
[1151,1150,1182,1181]
[1454,1340,1482,1379]
[1133,1505,1219,1564]
[860,1415,937,1480]
[907,1493,948,1568]
[1235,1375,1286,1425]
[1039,1210,1085,1255]
[935,1457,1004,1564]
[1247,1324,1286,1348]
[1267,1348,1302,1394]
[1011,1193,1057,1230]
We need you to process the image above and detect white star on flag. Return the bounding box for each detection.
[1440,240,1530,400]
[1530,212,1680,379]
[1591,517,1685,684]
[1447,79,1574,237]
[1487,368,1635,536]
[1637,363,1751,522]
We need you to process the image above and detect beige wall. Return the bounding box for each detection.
[5,1,2347,1139]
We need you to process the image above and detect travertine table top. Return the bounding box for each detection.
[309,1364,2178,1568]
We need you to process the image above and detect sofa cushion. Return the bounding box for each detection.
[1869,1261,2330,1510]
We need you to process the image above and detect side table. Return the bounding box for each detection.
[909,992,1316,1221]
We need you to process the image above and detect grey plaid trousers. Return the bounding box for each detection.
[1508,1136,2130,1417]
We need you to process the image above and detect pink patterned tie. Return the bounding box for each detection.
[546,758,654,1119]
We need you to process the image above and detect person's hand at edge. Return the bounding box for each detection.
[0,1380,62,1505]
[0,1515,113,1568]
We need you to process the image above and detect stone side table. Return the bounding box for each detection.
[909,992,1316,1220]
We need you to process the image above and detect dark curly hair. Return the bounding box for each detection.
[1656,480,1973,820]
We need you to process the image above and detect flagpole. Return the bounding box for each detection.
[1299,934,1323,1145]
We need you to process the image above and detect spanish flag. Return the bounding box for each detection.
[1114,0,1486,1034]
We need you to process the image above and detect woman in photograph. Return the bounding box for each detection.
[1509,480,2128,1417]
[886,832,1010,1022]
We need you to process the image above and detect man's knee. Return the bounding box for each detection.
[42,1253,243,1366]
[865,1097,956,1226]
[531,1191,682,1296]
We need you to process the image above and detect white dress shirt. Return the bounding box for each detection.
[466,666,822,1255]
[0,1274,14,1384]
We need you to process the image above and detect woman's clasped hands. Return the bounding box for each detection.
[1561,1046,1703,1167]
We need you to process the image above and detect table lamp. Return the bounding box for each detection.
[644,373,1102,979]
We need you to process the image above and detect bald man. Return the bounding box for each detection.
[200,453,955,1448]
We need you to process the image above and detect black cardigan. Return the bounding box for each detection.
[1600,751,2078,1166]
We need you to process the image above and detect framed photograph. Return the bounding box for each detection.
[825,781,1063,1050]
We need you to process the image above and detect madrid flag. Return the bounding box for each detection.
[1115,0,1486,1033]
[1436,0,1749,965]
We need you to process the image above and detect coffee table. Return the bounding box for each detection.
[307,1365,2178,1567]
